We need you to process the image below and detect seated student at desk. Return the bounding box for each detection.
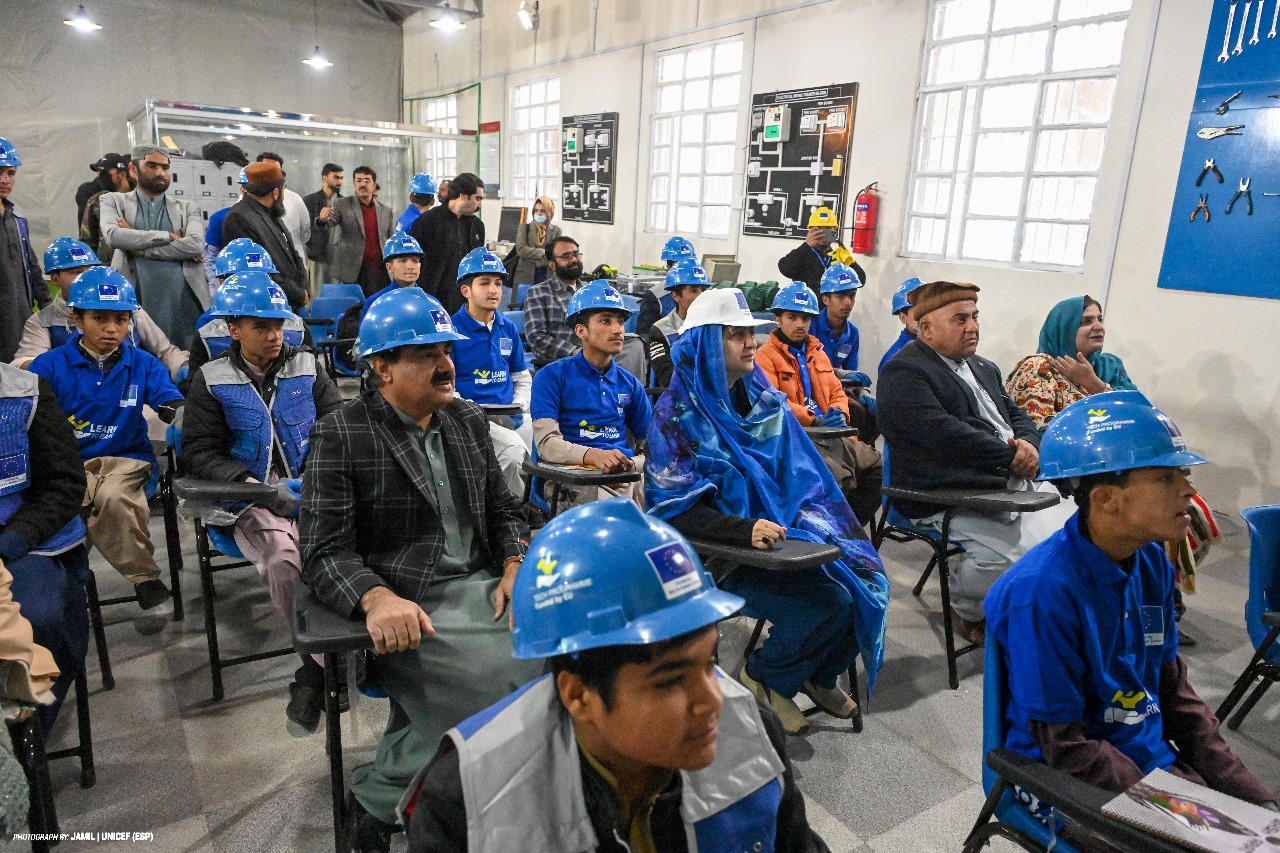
[646,258,711,389]
[333,232,426,373]
[878,277,923,374]
[755,282,882,527]
[646,288,889,736]
[14,236,187,381]
[985,392,1278,852]
[530,281,650,509]
[403,500,832,853]
[450,246,532,498]
[810,263,877,442]
[635,234,697,337]
[29,268,184,611]
[181,271,344,733]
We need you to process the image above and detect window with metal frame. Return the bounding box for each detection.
[904,0,1132,269]
[510,77,561,206]
[419,95,459,184]
[646,36,744,239]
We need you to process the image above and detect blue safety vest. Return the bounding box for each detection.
[196,309,305,360]
[399,672,786,853]
[0,368,86,555]
[812,310,860,371]
[202,351,318,482]
[33,299,141,352]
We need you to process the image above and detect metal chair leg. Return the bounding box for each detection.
[161,474,185,622]
[14,710,59,846]
[912,554,938,597]
[196,523,225,702]
[742,618,766,662]
[324,650,346,853]
[1215,624,1280,721]
[938,558,961,691]
[1228,676,1275,731]
[83,572,113,692]
[848,656,863,732]
[47,667,95,789]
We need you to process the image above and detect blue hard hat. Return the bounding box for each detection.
[664,259,711,290]
[43,237,101,274]
[355,287,466,359]
[0,137,21,168]
[66,267,139,311]
[511,499,744,659]
[409,173,437,196]
[820,263,864,294]
[891,278,924,315]
[660,235,696,263]
[382,231,424,262]
[566,280,630,324]
[236,168,248,185]
[212,271,296,320]
[1037,391,1208,482]
[456,246,508,283]
[770,281,820,315]
[215,238,279,277]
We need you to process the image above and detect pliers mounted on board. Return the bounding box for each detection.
[1196,159,1224,186]
[1191,194,1211,222]
[1226,177,1253,215]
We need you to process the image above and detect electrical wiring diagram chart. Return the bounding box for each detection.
[743,83,858,239]
[561,112,618,224]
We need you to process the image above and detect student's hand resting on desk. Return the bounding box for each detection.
[751,520,787,550]
[583,448,633,474]
[1007,437,1039,479]
[360,586,435,654]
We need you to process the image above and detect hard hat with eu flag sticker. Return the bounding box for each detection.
[355,287,466,360]
[212,270,297,320]
[66,267,138,311]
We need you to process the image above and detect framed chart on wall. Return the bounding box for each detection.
[1157,0,1280,300]
[560,112,618,224]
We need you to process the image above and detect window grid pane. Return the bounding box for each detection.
[904,0,1131,269]
[418,95,459,182]
[647,37,743,237]
[510,77,561,204]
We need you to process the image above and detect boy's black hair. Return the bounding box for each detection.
[1067,470,1133,523]
[550,625,716,711]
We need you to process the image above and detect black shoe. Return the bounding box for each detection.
[522,501,551,529]
[345,792,395,853]
[135,579,171,610]
[286,681,324,733]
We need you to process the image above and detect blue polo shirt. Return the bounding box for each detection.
[30,338,183,465]
[985,512,1179,776]
[395,204,422,234]
[879,329,913,375]
[530,352,651,457]
[812,310,860,371]
[450,307,529,405]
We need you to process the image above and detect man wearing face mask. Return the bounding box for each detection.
[408,172,486,315]
[99,145,209,350]
[777,207,866,300]
[523,235,586,368]
[222,160,310,312]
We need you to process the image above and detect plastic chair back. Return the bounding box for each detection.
[1241,505,1280,662]
[621,295,641,334]
[514,283,531,307]
[505,309,525,338]
[320,284,365,303]
[207,526,244,559]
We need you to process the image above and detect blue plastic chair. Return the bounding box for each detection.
[513,283,531,308]
[505,309,525,343]
[1214,505,1280,729]
[962,634,1082,853]
[319,283,365,303]
[621,295,641,334]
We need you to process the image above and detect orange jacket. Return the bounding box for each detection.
[755,332,849,427]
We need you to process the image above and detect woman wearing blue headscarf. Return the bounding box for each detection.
[1005,295,1136,431]
[645,288,889,736]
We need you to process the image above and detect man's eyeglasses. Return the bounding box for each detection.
[555,251,583,260]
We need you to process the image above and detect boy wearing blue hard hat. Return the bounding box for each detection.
[451,247,533,497]
[647,259,711,388]
[395,173,437,234]
[635,235,697,337]
[30,267,184,610]
[182,270,344,732]
[812,263,878,444]
[401,499,831,853]
[332,232,428,375]
[14,236,187,380]
[878,277,923,375]
[985,392,1277,850]
[530,280,651,509]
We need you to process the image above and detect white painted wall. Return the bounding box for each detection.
[404,0,1280,512]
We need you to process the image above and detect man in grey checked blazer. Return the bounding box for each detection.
[300,287,543,847]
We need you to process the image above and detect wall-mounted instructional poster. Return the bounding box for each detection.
[560,112,618,224]
[1158,0,1280,300]
[743,83,858,239]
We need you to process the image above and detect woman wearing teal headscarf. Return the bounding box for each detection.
[646,289,889,737]
[1005,295,1136,431]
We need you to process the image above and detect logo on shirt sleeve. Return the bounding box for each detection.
[1103,689,1159,725]
[646,542,701,600]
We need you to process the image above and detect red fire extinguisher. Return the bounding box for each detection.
[852,182,879,255]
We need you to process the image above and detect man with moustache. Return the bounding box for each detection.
[877,281,1073,646]
[314,165,394,297]
[301,286,542,852]
[98,145,209,350]
[221,160,310,312]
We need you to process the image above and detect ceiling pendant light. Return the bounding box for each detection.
[429,2,467,31]
[303,0,334,69]
[63,3,102,31]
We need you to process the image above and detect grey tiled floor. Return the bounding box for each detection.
[7,510,1277,852]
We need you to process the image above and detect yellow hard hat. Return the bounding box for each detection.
[808,206,839,228]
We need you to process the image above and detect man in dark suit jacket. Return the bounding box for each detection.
[221,160,309,310]
[301,162,343,285]
[299,286,541,848]
[313,165,393,295]
[877,281,1071,643]
[408,171,486,315]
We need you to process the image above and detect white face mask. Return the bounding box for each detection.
[533,214,548,224]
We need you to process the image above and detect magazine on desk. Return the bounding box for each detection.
[1101,768,1280,852]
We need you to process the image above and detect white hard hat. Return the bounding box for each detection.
[681,288,774,331]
